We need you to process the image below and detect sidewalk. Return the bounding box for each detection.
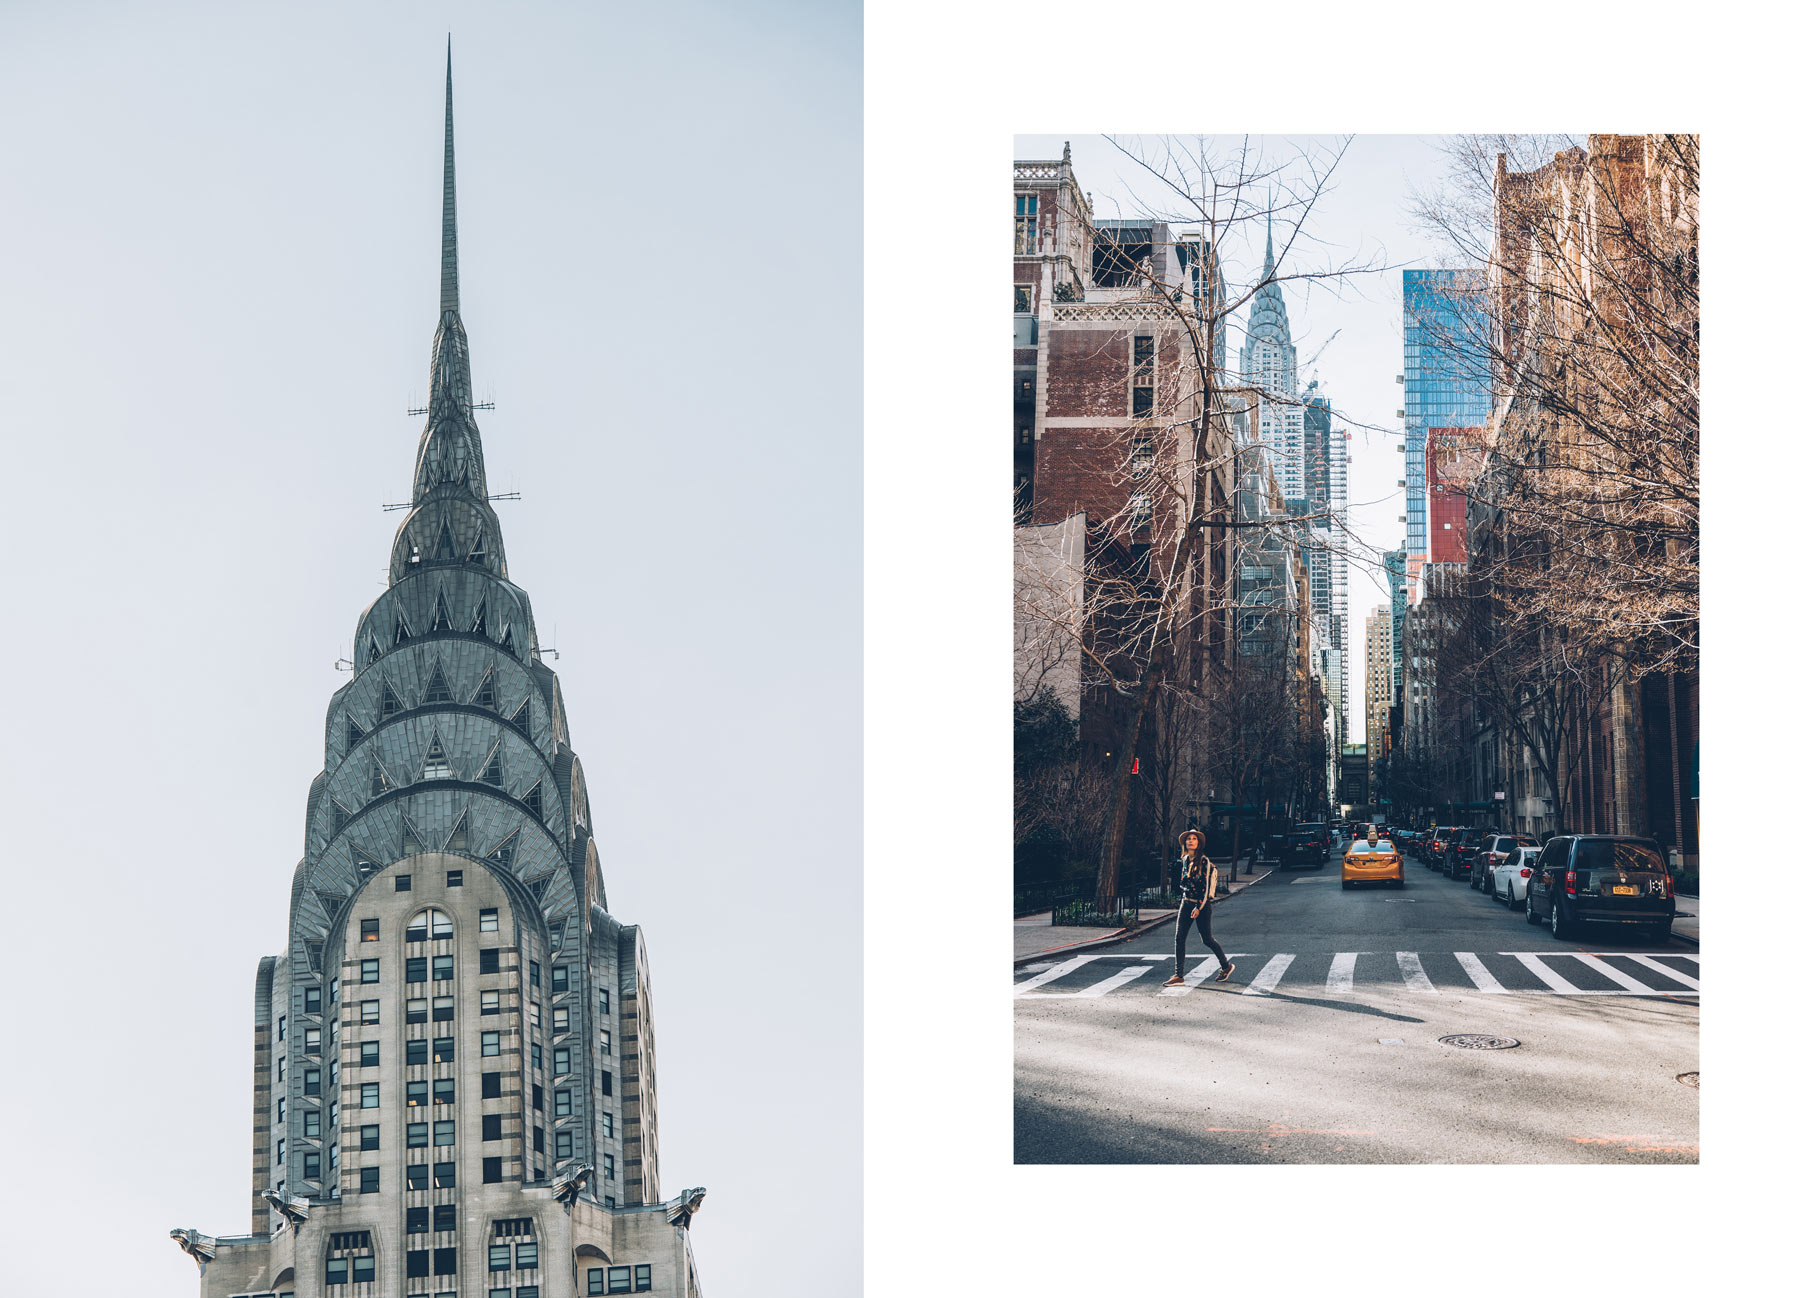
[1013,858,1277,964]
[1672,891,1699,946]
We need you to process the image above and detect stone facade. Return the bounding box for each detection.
[172,49,704,1298]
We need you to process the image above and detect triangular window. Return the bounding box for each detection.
[487,830,517,868]
[393,614,411,646]
[528,876,549,901]
[381,683,403,719]
[366,634,382,664]
[370,758,392,799]
[318,893,343,918]
[353,845,379,877]
[503,624,519,656]
[446,813,470,854]
[479,745,504,787]
[472,600,488,637]
[431,592,454,633]
[512,699,532,734]
[474,670,497,709]
[421,736,453,781]
[523,781,543,818]
[435,521,457,562]
[401,819,424,857]
[469,530,489,565]
[345,717,364,753]
[331,800,352,834]
[423,664,453,704]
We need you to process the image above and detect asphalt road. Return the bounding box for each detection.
[1014,840,1699,1164]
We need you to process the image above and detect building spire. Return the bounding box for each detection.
[413,36,485,505]
[1264,204,1275,281]
[440,36,459,315]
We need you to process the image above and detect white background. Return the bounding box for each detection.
[869,0,1784,1294]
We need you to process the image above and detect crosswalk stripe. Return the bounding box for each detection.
[1396,951,1436,993]
[1510,952,1584,993]
[1572,953,1658,994]
[1012,954,1099,998]
[1156,957,1219,996]
[1326,952,1357,992]
[1618,954,1701,991]
[1455,951,1507,993]
[1077,964,1159,997]
[1242,953,1296,996]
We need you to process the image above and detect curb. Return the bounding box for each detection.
[1012,862,1279,969]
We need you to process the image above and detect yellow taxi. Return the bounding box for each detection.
[1342,836,1404,889]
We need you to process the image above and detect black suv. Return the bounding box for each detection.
[1282,823,1328,868]
[1443,828,1487,880]
[1524,835,1675,942]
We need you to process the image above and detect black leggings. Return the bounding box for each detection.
[1174,901,1227,977]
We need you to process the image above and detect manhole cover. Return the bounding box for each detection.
[1438,1034,1520,1050]
[1676,1072,1698,1089]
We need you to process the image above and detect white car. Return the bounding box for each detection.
[1490,846,1541,911]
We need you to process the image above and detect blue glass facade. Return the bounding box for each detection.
[1402,270,1490,566]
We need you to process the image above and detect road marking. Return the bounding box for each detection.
[1326,952,1358,992]
[1242,953,1296,996]
[1572,953,1658,994]
[1076,964,1159,997]
[1619,954,1701,991]
[1509,952,1585,994]
[1396,951,1437,993]
[1012,954,1100,998]
[1157,956,1219,995]
[1021,962,1052,973]
[1455,951,1507,993]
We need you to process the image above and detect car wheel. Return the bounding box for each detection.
[1506,884,1521,912]
[1483,873,1495,895]
[1550,900,1579,941]
[1341,880,1351,890]
[1524,889,1542,924]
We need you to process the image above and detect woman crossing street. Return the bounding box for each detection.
[1162,829,1234,987]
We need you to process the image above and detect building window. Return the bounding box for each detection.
[304,1069,321,1096]
[447,869,463,887]
[601,1111,613,1138]
[598,1028,611,1055]
[433,996,454,1021]
[360,1165,380,1193]
[408,1080,429,1107]
[601,1071,612,1097]
[554,1090,571,1117]
[434,1035,456,1063]
[408,909,455,942]
[483,1156,503,1184]
[1014,284,1032,313]
[607,1265,632,1293]
[407,1206,430,1233]
[360,1123,379,1151]
[434,1119,456,1146]
[490,1244,513,1272]
[435,1078,456,1105]
[531,1043,542,1070]
[360,998,380,1024]
[634,1265,651,1292]
[532,1083,543,1112]
[407,1250,431,1278]
[408,1121,429,1147]
[553,1047,570,1076]
[361,959,380,984]
[276,1097,286,1124]
[597,988,609,1014]
[406,997,428,1024]
[480,908,499,932]
[276,1137,285,1165]
[480,949,501,975]
[482,1071,502,1099]
[277,1056,285,1081]
[302,1151,321,1179]
[304,986,322,1014]
[483,1114,503,1141]
[434,954,455,981]
[360,1082,379,1109]
[407,957,428,984]
[396,874,412,891]
[361,918,379,942]
[516,1241,539,1269]
[434,1161,456,1188]
[434,1203,456,1232]
[360,1040,379,1067]
[551,966,568,993]
[481,990,501,1014]
[329,1060,339,1088]
[482,1031,500,1057]
[603,1154,615,1180]
[435,1246,457,1276]
[407,1163,429,1191]
[303,1109,321,1139]
[1014,193,1039,255]
[529,960,540,987]
[533,1126,545,1153]
[588,1270,606,1295]
[330,1100,339,1128]
[326,1258,347,1285]
[555,1130,573,1159]
[408,1038,429,1066]
[529,1002,541,1029]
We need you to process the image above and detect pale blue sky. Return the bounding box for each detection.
[0,3,859,1293]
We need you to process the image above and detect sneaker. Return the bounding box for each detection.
[1162,974,1185,986]
[1214,961,1236,982]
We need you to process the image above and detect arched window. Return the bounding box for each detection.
[405,909,454,943]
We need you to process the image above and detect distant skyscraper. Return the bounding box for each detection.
[1301,379,1349,676]
[1364,607,1394,802]
[172,49,706,1298]
[1403,270,1490,599]
[1384,548,1407,699]
[1242,218,1304,508]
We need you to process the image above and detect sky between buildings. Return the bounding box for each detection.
[0,2,860,1293]
[1016,133,1480,746]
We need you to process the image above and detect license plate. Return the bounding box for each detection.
[1611,884,1638,896]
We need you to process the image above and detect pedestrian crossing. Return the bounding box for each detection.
[1013,950,1701,1000]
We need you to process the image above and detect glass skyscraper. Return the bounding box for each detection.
[1402,270,1490,590]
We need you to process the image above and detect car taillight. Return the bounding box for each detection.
[1565,868,1577,895]
[1519,867,1532,880]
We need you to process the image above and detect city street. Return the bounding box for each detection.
[1014,840,1698,1164]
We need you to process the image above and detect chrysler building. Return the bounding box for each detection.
[171,46,705,1298]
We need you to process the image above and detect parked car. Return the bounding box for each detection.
[1490,846,1540,910]
[1283,823,1329,868]
[1471,832,1541,892]
[1341,836,1404,889]
[1426,826,1462,870]
[1523,835,1675,941]
[1444,828,1487,880]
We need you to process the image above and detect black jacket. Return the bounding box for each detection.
[1177,854,1218,906]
